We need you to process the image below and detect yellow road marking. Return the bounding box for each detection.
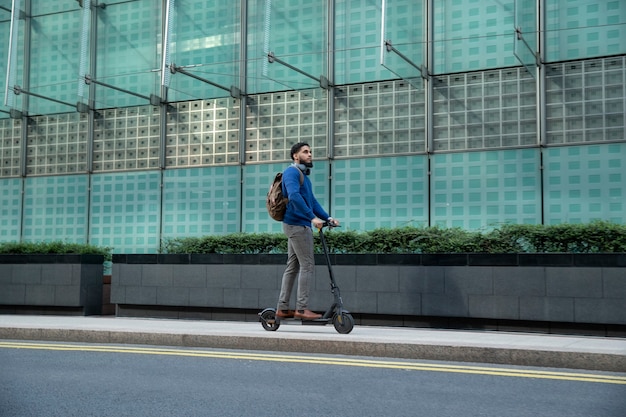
[1,341,625,385]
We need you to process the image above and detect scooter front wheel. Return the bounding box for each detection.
[332,312,354,334]
[259,309,280,331]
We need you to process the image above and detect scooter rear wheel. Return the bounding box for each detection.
[260,309,280,331]
[332,312,354,334]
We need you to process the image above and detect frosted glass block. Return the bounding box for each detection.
[502,81,520,95]
[451,127,466,138]
[501,95,519,107]
[484,98,500,109]
[586,130,604,142]
[606,113,625,128]
[604,71,623,85]
[379,94,394,106]
[585,115,603,129]
[467,112,483,125]
[564,90,583,102]
[501,136,520,147]
[484,82,500,96]
[520,122,536,134]
[433,126,449,139]
[565,132,584,143]
[449,139,466,150]
[544,105,564,120]
[447,100,466,112]
[519,107,536,120]
[501,122,519,135]
[565,103,583,116]
[467,138,483,149]
[519,93,536,106]
[433,141,449,151]
[364,145,378,155]
[466,97,482,109]
[485,137,502,147]
[395,106,410,117]
[482,110,500,123]
[467,125,483,136]
[584,72,603,86]
[565,118,583,130]
[466,85,482,97]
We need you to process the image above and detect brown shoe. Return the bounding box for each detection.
[276,309,295,318]
[294,309,322,320]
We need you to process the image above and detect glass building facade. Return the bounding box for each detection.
[0,0,624,253]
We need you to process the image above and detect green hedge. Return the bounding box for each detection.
[162,221,626,255]
[0,241,112,261]
[3,222,621,256]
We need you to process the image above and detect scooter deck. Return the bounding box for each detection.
[274,317,330,325]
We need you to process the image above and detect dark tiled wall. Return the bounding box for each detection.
[111,254,626,325]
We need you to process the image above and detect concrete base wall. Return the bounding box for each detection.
[111,253,626,327]
[0,255,105,316]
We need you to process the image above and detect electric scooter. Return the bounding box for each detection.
[258,221,355,334]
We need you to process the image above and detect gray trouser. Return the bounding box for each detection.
[277,223,315,311]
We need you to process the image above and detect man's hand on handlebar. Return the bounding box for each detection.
[313,218,340,229]
[325,218,340,228]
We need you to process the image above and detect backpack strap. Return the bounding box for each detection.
[283,165,304,197]
[289,165,304,185]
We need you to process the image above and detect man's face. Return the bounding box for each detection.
[294,145,312,165]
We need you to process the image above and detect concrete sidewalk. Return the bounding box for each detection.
[1,315,625,372]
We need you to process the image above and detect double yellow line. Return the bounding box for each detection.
[1,341,625,385]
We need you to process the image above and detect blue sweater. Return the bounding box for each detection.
[282,165,330,227]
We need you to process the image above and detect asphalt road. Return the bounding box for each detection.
[1,341,625,417]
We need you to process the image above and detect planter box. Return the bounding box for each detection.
[0,254,105,316]
[111,253,626,329]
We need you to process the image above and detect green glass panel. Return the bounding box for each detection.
[22,175,89,243]
[545,0,626,62]
[543,143,626,224]
[0,178,22,241]
[90,171,161,253]
[431,149,541,229]
[380,0,425,88]
[94,1,162,108]
[247,0,327,94]
[164,166,240,237]
[434,0,517,74]
[332,155,428,230]
[167,1,240,101]
[20,2,82,115]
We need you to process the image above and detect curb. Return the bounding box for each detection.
[1,327,624,372]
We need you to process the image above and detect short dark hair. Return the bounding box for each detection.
[290,142,310,160]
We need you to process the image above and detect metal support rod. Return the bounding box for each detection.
[326,0,335,160]
[425,0,434,226]
[237,0,247,168]
[169,64,241,98]
[384,40,425,78]
[83,74,154,102]
[267,51,322,85]
[11,85,76,108]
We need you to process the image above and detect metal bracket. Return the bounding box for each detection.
[76,102,103,118]
[9,108,23,119]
